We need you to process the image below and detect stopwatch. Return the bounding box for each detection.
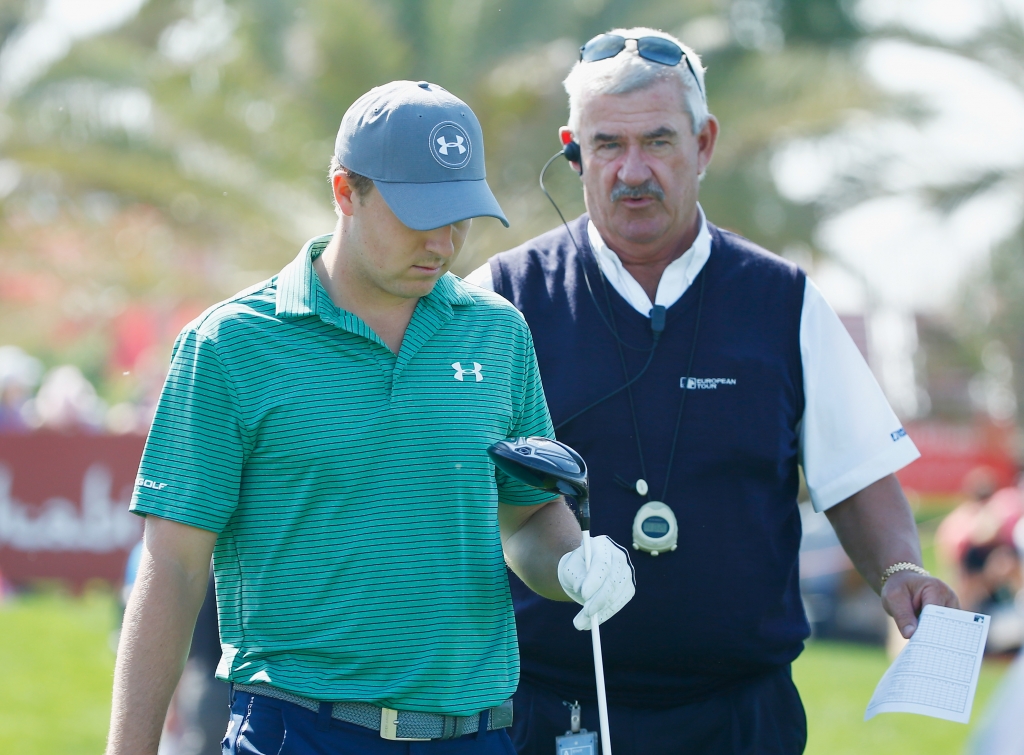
[631,500,678,556]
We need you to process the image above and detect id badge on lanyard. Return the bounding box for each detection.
[555,701,598,755]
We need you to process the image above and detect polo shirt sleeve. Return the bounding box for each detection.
[799,278,920,512]
[496,319,559,507]
[130,327,251,533]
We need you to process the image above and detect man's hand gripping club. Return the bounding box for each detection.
[558,535,636,630]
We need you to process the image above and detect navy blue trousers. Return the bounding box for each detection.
[510,666,806,755]
[223,691,517,755]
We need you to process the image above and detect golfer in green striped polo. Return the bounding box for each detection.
[106,81,635,755]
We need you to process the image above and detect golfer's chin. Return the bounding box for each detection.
[389,270,446,298]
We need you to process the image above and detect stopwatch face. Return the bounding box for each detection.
[631,501,678,556]
[640,516,670,538]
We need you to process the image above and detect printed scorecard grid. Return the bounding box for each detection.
[913,615,985,653]
[874,674,968,713]
[865,607,990,723]
[898,644,976,684]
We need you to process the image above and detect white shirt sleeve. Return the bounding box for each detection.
[463,263,495,291]
[800,278,920,512]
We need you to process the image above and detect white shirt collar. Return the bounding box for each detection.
[586,204,711,317]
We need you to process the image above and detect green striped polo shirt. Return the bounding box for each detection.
[130,234,556,715]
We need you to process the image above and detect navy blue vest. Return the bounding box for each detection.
[491,215,808,707]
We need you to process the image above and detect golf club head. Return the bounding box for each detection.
[487,436,589,505]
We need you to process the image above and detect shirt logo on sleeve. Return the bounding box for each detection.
[890,428,908,442]
[452,362,484,382]
[136,476,168,491]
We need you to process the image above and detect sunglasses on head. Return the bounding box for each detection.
[579,34,705,102]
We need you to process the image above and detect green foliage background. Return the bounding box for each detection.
[0,0,873,400]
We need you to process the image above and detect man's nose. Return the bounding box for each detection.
[424,224,458,257]
[617,144,654,185]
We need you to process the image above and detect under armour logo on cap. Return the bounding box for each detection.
[436,134,465,155]
[430,121,472,169]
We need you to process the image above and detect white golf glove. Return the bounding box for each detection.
[557,535,636,631]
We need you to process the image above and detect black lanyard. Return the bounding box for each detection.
[540,146,707,503]
[599,261,706,503]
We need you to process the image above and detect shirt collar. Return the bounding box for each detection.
[430,271,478,308]
[587,203,711,316]
[275,234,476,320]
[276,235,330,318]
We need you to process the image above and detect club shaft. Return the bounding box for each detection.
[582,531,613,755]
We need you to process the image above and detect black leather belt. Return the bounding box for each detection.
[233,683,513,741]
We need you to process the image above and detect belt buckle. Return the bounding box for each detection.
[379,707,430,741]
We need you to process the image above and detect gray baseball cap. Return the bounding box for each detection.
[335,80,508,231]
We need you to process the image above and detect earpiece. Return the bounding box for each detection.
[562,139,581,166]
[559,128,582,174]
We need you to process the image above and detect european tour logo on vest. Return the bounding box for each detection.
[681,377,738,390]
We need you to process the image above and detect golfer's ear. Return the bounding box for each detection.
[333,172,356,216]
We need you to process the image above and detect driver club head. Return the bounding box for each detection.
[487,436,589,504]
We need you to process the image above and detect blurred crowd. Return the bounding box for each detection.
[937,468,1024,654]
[0,345,159,434]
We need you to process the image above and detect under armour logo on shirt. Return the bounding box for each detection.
[452,362,483,382]
[436,134,466,155]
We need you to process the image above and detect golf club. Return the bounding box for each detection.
[487,436,613,755]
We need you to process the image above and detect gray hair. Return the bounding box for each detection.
[564,28,710,136]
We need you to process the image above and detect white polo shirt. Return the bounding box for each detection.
[465,206,920,512]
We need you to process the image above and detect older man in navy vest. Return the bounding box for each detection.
[467,26,958,755]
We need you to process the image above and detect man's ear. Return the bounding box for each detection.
[696,115,719,176]
[333,172,357,216]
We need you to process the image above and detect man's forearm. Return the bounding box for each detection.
[106,523,215,755]
[825,474,922,591]
[501,498,581,601]
[825,473,959,637]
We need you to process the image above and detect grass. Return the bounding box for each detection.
[0,590,1013,754]
[795,640,1009,755]
[0,587,117,754]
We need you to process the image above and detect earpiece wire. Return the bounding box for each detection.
[538,147,706,505]
[538,149,666,432]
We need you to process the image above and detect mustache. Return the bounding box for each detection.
[610,180,665,203]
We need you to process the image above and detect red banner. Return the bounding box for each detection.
[897,421,1018,498]
[0,432,145,590]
